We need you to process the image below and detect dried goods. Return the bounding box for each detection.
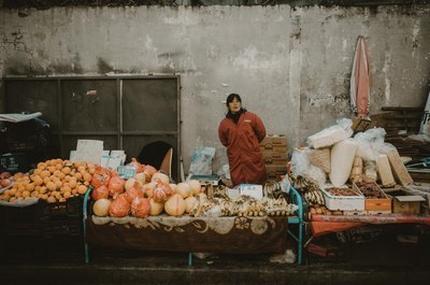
[355,182,385,199]
[326,187,359,197]
[309,205,343,218]
[304,190,325,206]
[376,154,395,187]
[349,156,363,183]
[329,139,358,187]
[364,161,378,182]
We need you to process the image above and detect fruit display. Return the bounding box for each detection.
[91,169,204,218]
[0,172,13,190]
[326,187,360,197]
[355,182,385,199]
[304,190,325,206]
[309,205,343,217]
[0,159,94,204]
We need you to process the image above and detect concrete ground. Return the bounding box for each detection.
[1,224,429,284]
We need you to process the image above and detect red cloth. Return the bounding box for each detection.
[218,111,267,186]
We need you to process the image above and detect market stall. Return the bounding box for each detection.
[83,159,304,264]
[0,151,304,265]
[288,118,430,259]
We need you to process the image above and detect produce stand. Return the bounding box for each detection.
[83,186,305,265]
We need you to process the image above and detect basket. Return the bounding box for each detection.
[309,148,331,173]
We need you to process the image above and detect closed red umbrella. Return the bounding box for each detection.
[350,36,370,117]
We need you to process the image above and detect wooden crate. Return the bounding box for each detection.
[260,135,288,153]
[260,144,288,153]
[353,182,392,214]
[260,135,288,147]
[392,195,425,215]
[262,148,288,167]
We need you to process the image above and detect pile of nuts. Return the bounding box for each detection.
[356,182,385,199]
[326,187,359,197]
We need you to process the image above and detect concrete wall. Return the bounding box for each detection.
[1,5,429,172]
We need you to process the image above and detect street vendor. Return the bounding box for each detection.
[218,93,267,186]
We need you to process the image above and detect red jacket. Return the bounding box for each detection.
[218,111,267,186]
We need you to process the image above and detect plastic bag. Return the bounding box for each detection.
[373,142,397,155]
[336,118,354,138]
[353,127,387,161]
[270,249,296,264]
[291,148,327,187]
[354,132,375,161]
[291,149,311,178]
[307,118,353,149]
[280,176,291,194]
[217,164,231,180]
[189,147,216,176]
[364,160,377,182]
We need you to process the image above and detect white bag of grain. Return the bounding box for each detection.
[329,139,358,187]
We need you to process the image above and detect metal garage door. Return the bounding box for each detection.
[3,75,181,180]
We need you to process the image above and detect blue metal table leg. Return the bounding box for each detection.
[83,188,92,264]
[298,222,303,265]
[188,252,193,266]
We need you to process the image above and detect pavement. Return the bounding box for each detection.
[1,224,429,285]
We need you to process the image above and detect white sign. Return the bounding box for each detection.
[73,140,104,164]
[234,184,264,200]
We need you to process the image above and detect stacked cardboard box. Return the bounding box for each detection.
[260,135,288,180]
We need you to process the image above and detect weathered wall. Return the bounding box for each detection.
[1,5,429,172]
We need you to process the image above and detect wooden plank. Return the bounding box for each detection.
[387,150,414,186]
[381,107,423,112]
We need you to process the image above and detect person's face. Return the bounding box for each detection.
[228,98,241,113]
